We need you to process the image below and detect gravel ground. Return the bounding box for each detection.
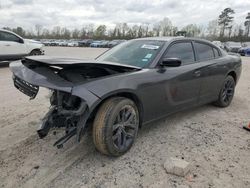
[0,47,250,188]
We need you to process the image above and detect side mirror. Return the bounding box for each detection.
[160,58,182,67]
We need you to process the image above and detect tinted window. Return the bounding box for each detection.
[213,47,220,58]
[0,31,20,42]
[194,42,214,61]
[165,42,195,65]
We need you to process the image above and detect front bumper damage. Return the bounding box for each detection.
[13,75,90,148]
[10,61,100,148]
[37,91,88,148]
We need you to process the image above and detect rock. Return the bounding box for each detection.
[33,165,40,170]
[163,157,191,177]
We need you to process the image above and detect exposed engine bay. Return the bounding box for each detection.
[22,57,136,84]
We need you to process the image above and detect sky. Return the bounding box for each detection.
[0,0,250,30]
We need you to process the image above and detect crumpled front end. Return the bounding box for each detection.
[10,60,99,148]
[37,90,88,148]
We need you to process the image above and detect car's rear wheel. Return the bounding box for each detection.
[93,97,139,156]
[214,75,235,107]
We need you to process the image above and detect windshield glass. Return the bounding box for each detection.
[97,40,165,68]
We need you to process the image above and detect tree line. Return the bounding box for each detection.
[2,8,250,42]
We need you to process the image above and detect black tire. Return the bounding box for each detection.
[93,97,139,156]
[214,75,235,107]
[30,49,42,56]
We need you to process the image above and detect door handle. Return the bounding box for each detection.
[5,44,11,46]
[193,70,201,77]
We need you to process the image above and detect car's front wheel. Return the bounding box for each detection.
[214,75,235,107]
[93,97,139,156]
[29,49,42,56]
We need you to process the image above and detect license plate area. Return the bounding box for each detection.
[13,76,39,99]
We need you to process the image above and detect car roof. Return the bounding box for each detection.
[0,29,16,35]
[0,29,22,38]
[134,36,182,41]
[133,36,213,44]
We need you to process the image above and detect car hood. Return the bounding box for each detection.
[25,56,142,70]
[24,39,43,44]
[10,56,142,105]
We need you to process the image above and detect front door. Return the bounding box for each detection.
[160,41,202,113]
[0,31,26,60]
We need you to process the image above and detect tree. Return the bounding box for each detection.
[171,26,178,36]
[72,28,80,39]
[207,19,219,37]
[52,26,61,39]
[61,27,71,39]
[244,12,250,37]
[182,24,201,37]
[94,25,106,38]
[153,22,161,36]
[121,23,129,37]
[85,24,94,38]
[137,26,143,38]
[42,28,50,39]
[12,27,26,37]
[80,27,87,39]
[35,24,43,38]
[160,17,172,36]
[228,25,233,38]
[218,8,235,37]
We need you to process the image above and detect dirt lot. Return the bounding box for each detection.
[0,47,250,188]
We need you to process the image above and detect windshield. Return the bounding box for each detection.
[97,40,165,68]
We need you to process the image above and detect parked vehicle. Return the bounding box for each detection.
[99,40,109,48]
[0,29,44,61]
[212,41,224,49]
[10,37,241,156]
[90,41,102,47]
[107,40,125,48]
[238,42,250,56]
[78,39,93,47]
[68,41,79,47]
[48,40,58,46]
[41,40,52,46]
[58,40,68,47]
[224,41,242,53]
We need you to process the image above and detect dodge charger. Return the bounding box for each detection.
[10,37,242,156]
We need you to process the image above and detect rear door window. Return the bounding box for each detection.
[213,47,220,58]
[194,42,215,61]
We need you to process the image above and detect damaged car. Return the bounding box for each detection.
[10,37,242,156]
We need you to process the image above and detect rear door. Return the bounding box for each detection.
[193,41,226,104]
